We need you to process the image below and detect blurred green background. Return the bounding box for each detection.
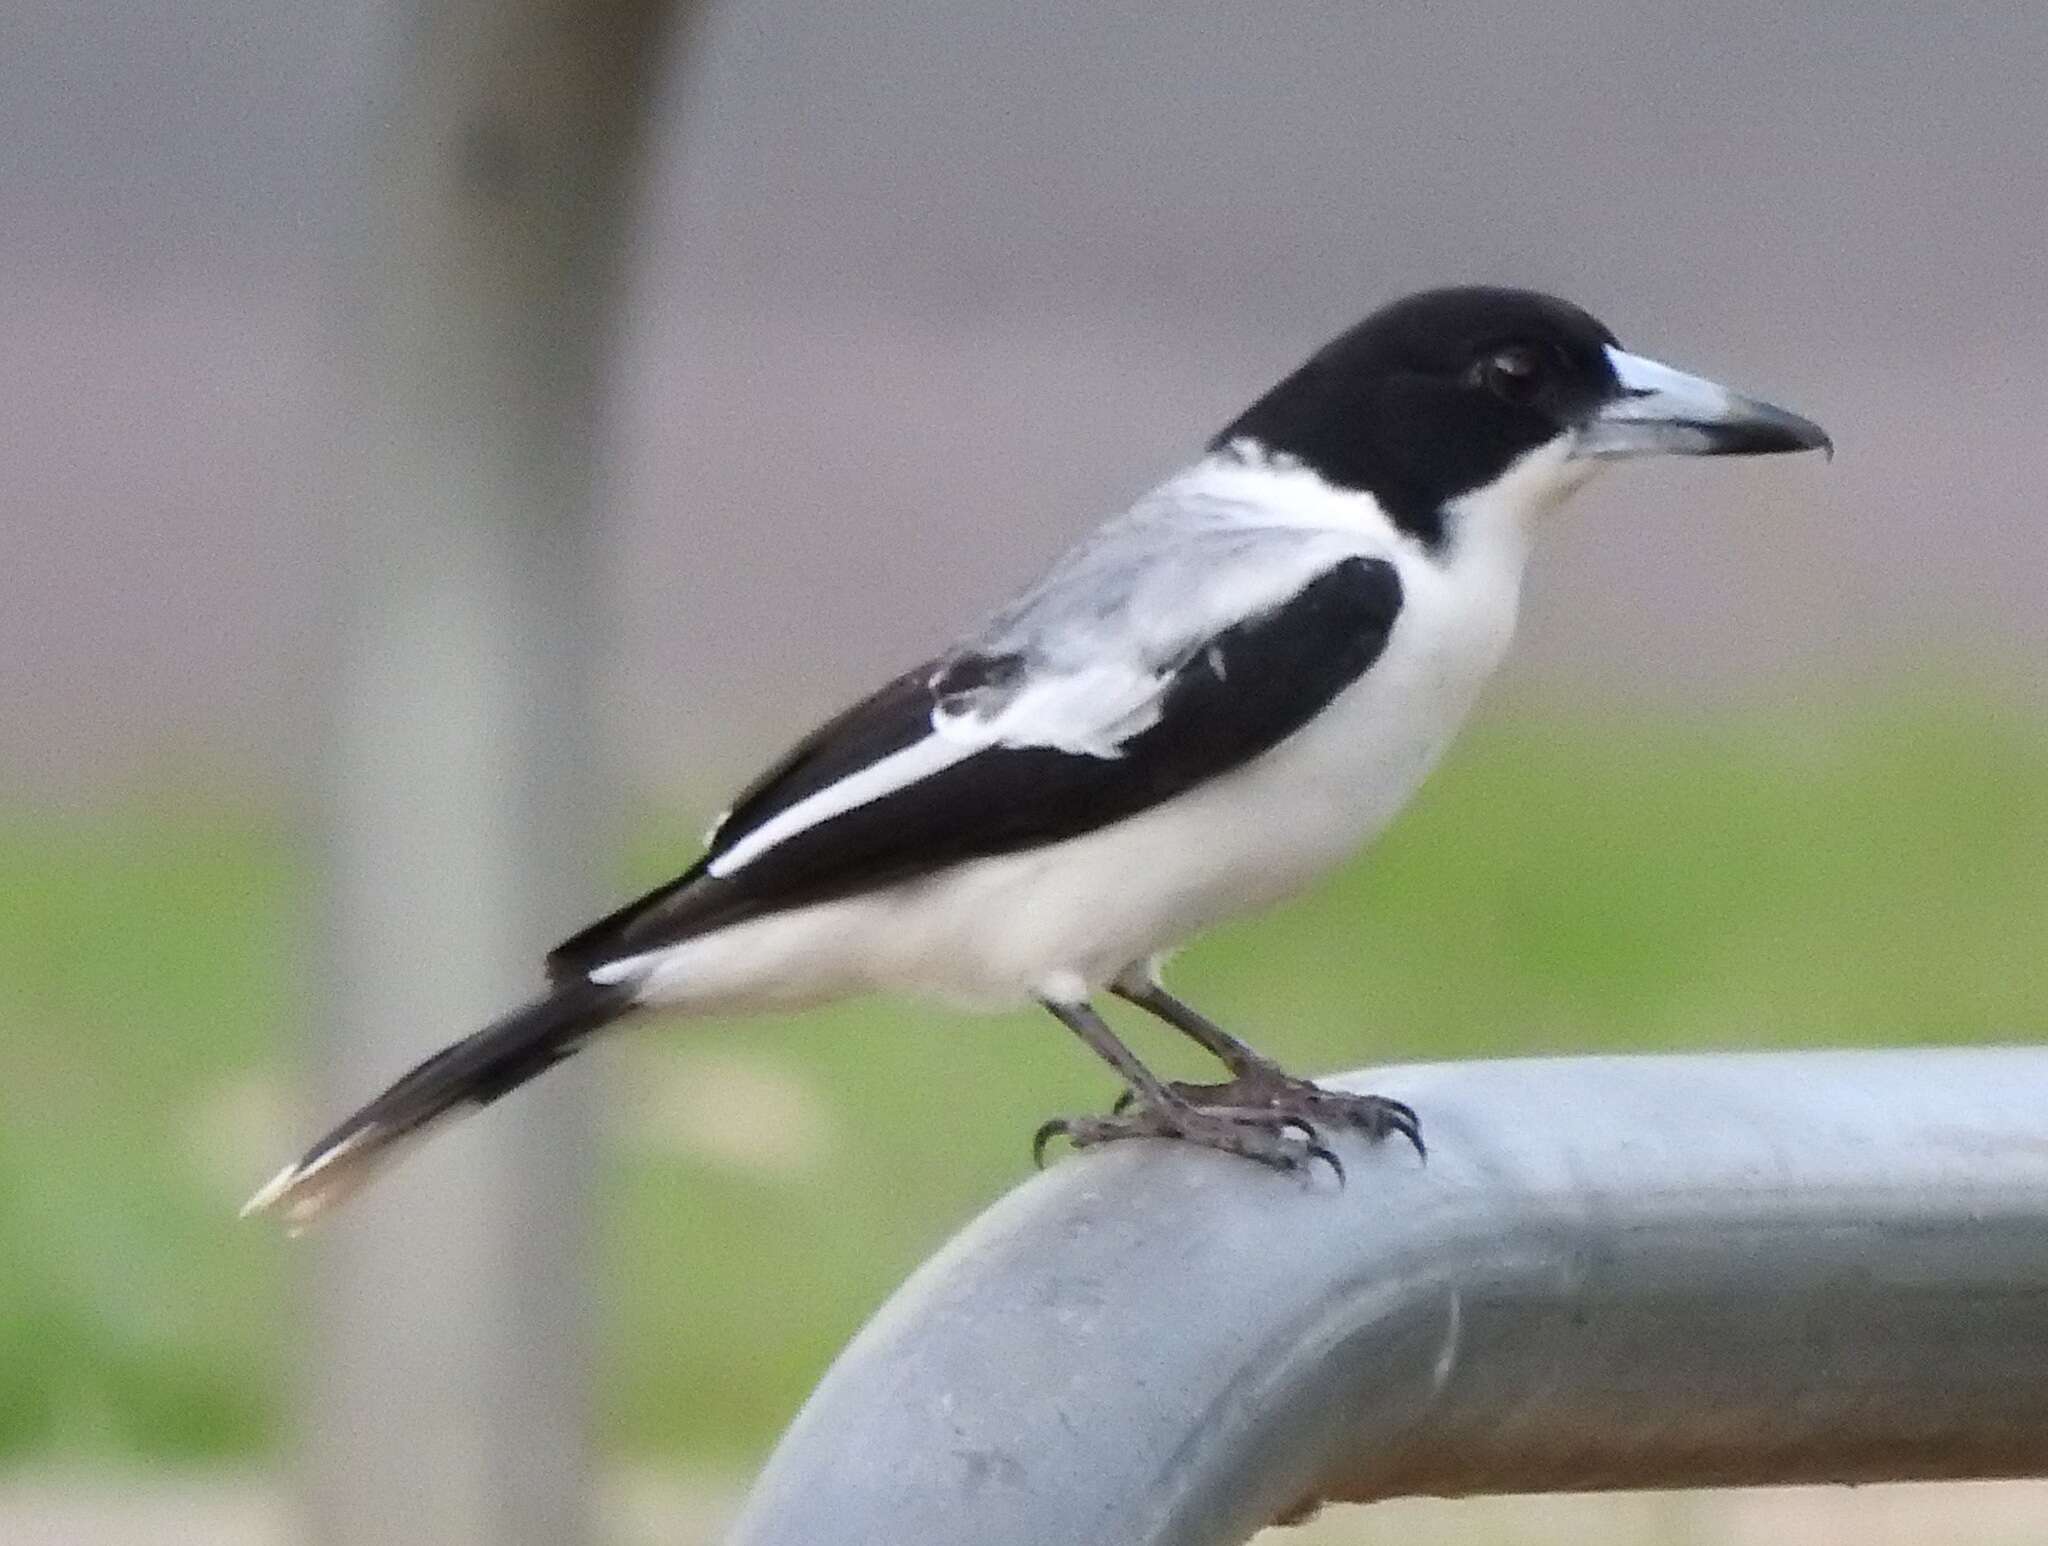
[7,695,2042,1470]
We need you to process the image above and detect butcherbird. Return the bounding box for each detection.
[247,286,1828,1228]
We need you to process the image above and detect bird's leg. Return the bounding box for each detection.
[1109,970,1425,1158]
[1111,971,1286,1080]
[1033,997,1336,1175]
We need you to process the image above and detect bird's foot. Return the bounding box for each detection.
[1114,1067,1424,1161]
[1034,1097,1339,1177]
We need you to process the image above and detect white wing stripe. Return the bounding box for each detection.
[705,731,975,879]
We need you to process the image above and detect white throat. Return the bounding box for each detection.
[1440,434,1600,571]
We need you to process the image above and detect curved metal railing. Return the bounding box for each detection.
[728,1047,2048,1545]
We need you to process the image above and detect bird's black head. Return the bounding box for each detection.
[1213,286,1829,550]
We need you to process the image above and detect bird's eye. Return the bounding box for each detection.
[1479,344,1547,404]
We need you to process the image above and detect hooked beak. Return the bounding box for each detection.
[1576,346,1832,461]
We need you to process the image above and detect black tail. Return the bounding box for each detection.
[243,976,636,1231]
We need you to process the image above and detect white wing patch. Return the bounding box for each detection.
[966,660,1174,759]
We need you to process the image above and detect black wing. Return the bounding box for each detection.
[546,556,1402,978]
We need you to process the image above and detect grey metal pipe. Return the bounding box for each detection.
[728,1048,2048,1546]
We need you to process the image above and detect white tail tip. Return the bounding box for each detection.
[239,1161,300,1219]
[238,1125,383,1235]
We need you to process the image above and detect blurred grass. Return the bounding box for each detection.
[0,805,292,1459]
[0,697,2043,1468]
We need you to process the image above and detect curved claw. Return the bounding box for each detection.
[1110,1087,1137,1117]
[1279,1115,1321,1145]
[1303,1139,1345,1185]
[1381,1105,1426,1161]
[1303,1089,1425,1162]
[1032,1117,1071,1169]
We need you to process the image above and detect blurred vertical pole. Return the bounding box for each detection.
[311,3,689,1544]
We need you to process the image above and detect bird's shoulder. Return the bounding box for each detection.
[979,492,1387,667]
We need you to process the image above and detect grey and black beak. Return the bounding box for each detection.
[1577,347,1831,460]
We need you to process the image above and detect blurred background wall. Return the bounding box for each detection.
[4,0,2045,1541]
[9,0,2048,803]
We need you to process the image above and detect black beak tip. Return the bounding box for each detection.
[1716,406,1833,461]
[1795,416,1835,462]
[1773,404,1832,460]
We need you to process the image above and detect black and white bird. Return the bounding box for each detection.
[246,286,1828,1228]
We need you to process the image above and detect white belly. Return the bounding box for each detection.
[630,534,1523,1015]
